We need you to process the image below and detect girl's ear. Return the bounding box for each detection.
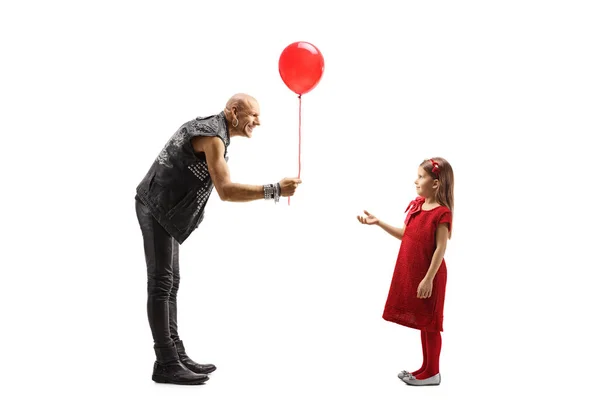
[433,179,440,189]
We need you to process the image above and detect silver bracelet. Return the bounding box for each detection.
[263,184,274,200]
[274,183,281,203]
[263,183,280,203]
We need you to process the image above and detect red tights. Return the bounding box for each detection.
[411,330,442,379]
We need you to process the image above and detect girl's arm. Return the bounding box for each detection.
[357,211,405,240]
[377,220,406,240]
[424,223,450,281]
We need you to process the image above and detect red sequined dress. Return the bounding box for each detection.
[382,196,453,332]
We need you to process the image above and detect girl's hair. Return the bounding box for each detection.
[421,157,454,238]
[420,157,454,213]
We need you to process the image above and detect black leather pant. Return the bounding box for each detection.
[136,198,181,349]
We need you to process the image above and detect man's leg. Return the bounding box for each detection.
[168,241,181,343]
[137,201,175,348]
[136,199,209,385]
[168,240,217,374]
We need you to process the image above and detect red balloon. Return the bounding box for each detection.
[278,41,324,96]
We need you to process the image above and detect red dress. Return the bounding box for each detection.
[382,196,453,332]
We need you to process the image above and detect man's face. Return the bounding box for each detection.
[236,99,261,138]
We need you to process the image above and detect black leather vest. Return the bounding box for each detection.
[136,112,230,244]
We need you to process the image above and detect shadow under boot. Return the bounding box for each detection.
[152,344,209,385]
[174,340,217,374]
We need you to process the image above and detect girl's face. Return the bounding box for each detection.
[414,166,438,198]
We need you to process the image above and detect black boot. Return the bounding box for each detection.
[174,340,217,374]
[152,344,210,385]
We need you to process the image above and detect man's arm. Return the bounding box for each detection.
[194,136,264,202]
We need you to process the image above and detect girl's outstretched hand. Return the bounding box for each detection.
[357,210,379,225]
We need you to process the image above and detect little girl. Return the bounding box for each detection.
[357,157,454,386]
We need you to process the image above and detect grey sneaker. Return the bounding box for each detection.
[398,370,414,379]
[402,373,441,386]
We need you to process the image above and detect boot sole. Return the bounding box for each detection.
[183,364,217,374]
[152,375,209,385]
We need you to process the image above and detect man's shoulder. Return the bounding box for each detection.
[186,112,225,131]
[184,113,228,139]
[191,111,222,122]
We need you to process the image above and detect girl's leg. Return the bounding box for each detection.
[411,330,428,375]
[415,331,441,379]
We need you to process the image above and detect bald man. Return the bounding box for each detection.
[135,93,302,385]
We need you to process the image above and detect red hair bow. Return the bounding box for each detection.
[430,159,440,175]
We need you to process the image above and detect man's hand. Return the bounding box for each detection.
[278,178,302,197]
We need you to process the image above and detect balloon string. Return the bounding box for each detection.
[289,94,302,206]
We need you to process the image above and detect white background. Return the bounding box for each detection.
[1,0,599,399]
